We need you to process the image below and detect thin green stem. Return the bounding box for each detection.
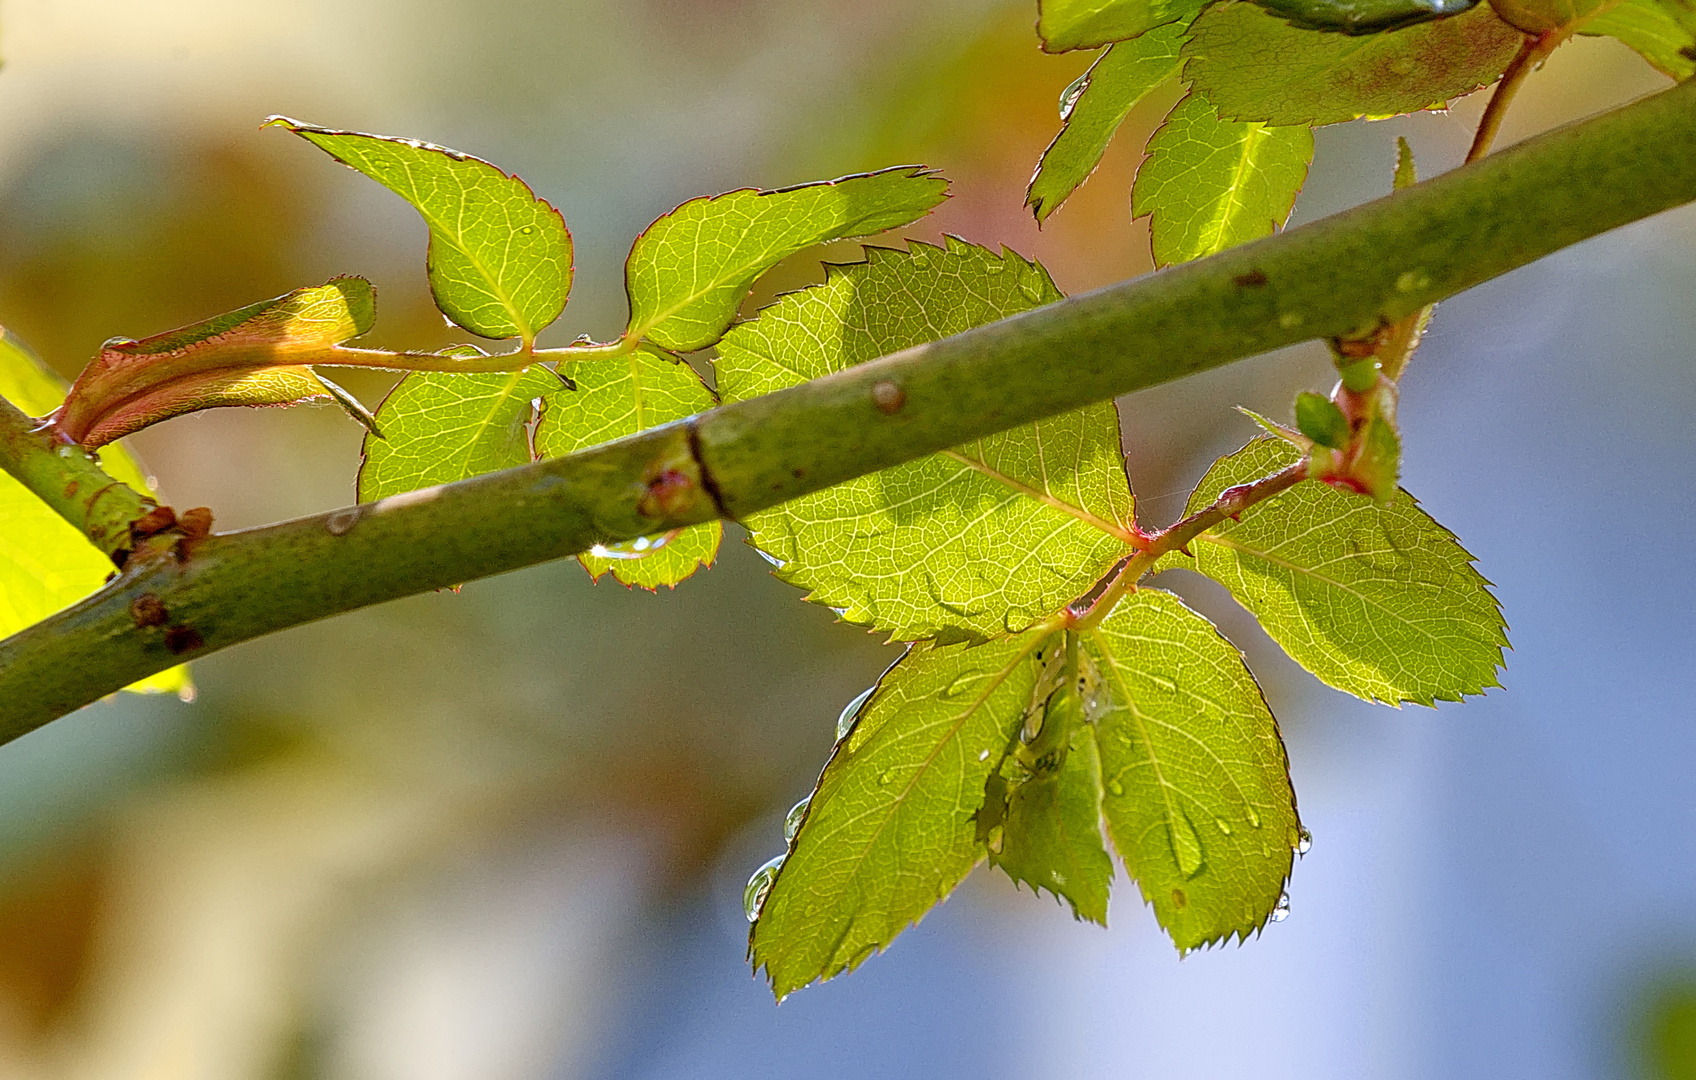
[1073,462,1307,632]
[1,77,1693,737]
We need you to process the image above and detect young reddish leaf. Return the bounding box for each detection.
[53,278,377,449]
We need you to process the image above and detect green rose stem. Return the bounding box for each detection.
[1,76,1693,738]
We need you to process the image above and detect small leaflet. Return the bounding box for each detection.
[538,347,722,589]
[1169,437,1508,705]
[750,631,1048,999]
[622,167,948,353]
[271,118,573,344]
[358,367,561,503]
[1027,24,1186,223]
[1131,93,1314,268]
[1083,589,1299,952]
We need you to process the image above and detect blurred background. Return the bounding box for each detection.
[0,1,1691,1077]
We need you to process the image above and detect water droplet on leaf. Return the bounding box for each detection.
[1058,71,1089,120]
[1214,817,1233,836]
[1107,780,1124,797]
[1169,810,1205,878]
[1296,827,1312,856]
[836,686,875,740]
[743,855,784,922]
[784,796,811,842]
[1150,673,1177,692]
[1271,892,1291,923]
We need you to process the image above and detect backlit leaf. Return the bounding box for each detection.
[535,347,721,589]
[0,329,189,697]
[1131,93,1314,268]
[1083,589,1297,951]
[1028,24,1186,223]
[1184,3,1524,126]
[1170,437,1508,705]
[1581,0,1696,79]
[1038,0,1206,50]
[624,167,948,353]
[716,239,1137,642]
[357,366,560,502]
[1250,0,1482,33]
[272,118,572,344]
[750,629,1050,999]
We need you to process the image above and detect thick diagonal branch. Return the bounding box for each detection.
[2,77,1694,738]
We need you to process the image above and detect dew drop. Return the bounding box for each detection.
[1150,673,1177,692]
[986,824,1005,855]
[754,547,786,568]
[520,224,537,234]
[1271,892,1291,923]
[836,686,875,740]
[784,796,811,842]
[1214,817,1234,836]
[1171,887,1188,910]
[941,672,976,698]
[743,855,785,922]
[1296,827,1313,856]
[1169,811,1206,878]
[878,768,896,785]
[1246,807,1262,829]
[1058,71,1089,120]
[1107,780,1125,797]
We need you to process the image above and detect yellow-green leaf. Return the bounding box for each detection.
[1083,589,1297,951]
[1028,24,1186,223]
[1171,437,1508,705]
[716,239,1136,642]
[750,629,1050,999]
[624,167,947,353]
[272,119,572,344]
[1131,93,1314,268]
[1039,0,1206,50]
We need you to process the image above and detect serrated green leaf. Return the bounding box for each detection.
[1490,0,1615,32]
[1028,25,1185,223]
[1581,0,1696,79]
[1083,588,1297,951]
[1132,93,1314,268]
[1170,437,1507,705]
[1250,0,1481,33]
[1038,0,1207,50]
[750,629,1050,999]
[357,367,560,502]
[0,328,188,698]
[992,691,1115,923]
[271,119,572,344]
[624,167,948,354]
[535,347,721,589]
[716,239,1137,642]
[1185,3,1523,127]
